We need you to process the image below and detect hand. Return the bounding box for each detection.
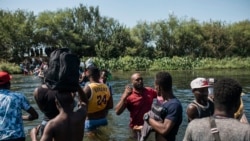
[30,125,40,141]
[124,84,133,95]
[133,125,143,131]
[120,85,132,100]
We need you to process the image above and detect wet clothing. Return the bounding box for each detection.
[87,83,111,114]
[0,89,31,140]
[183,117,250,141]
[125,87,157,128]
[85,118,108,131]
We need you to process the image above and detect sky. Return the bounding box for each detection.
[1,0,250,27]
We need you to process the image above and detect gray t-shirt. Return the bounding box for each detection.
[183,117,250,141]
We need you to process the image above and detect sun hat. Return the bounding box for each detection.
[0,71,12,85]
[85,58,95,69]
[190,77,210,89]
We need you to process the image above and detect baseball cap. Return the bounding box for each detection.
[85,58,95,69]
[190,77,210,89]
[0,71,12,84]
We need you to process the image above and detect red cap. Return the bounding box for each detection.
[0,71,12,84]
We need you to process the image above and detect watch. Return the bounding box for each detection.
[143,113,150,123]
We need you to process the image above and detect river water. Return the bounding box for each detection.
[10,70,250,141]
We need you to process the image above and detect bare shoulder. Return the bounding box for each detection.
[187,103,197,111]
[45,119,57,129]
[186,104,199,118]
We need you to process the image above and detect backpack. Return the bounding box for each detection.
[44,48,80,92]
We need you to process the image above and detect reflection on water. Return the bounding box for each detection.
[10,70,250,141]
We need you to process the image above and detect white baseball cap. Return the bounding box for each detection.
[190,77,210,89]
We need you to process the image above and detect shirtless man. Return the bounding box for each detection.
[84,66,113,133]
[30,86,88,141]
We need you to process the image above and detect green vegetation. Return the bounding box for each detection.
[0,4,249,74]
[86,56,250,71]
[2,57,250,74]
[0,5,250,63]
[0,61,22,74]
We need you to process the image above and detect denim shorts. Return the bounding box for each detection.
[84,118,108,131]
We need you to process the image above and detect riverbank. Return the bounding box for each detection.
[1,56,250,74]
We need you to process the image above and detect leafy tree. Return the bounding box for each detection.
[130,21,155,58]
[229,20,250,57]
[201,21,231,58]
[174,18,203,57]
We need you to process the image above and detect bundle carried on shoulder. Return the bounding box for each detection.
[44,48,80,92]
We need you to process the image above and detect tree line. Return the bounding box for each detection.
[0,4,250,64]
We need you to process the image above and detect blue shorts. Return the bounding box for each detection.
[85,118,108,131]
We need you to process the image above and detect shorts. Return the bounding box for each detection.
[85,118,108,132]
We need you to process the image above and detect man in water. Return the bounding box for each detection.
[30,86,88,141]
[115,72,157,139]
[186,77,214,122]
[183,78,250,141]
[83,66,113,133]
[0,71,38,141]
[142,71,183,141]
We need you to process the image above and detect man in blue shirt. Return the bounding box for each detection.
[0,71,38,141]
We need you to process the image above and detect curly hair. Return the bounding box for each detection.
[155,71,172,91]
[213,78,242,111]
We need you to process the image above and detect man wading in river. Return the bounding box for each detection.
[83,66,113,134]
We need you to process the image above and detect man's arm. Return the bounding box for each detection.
[148,117,175,136]
[76,85,88,119]
[78,85,88,106]
[186,104,199,122]
[107,92,113,110]
[40,122,54,141]
[115,85,132,115]
[33,87,45,112]
[22,106,39,121]
[83,85,91,100]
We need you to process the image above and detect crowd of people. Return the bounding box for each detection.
[1,55,250,141]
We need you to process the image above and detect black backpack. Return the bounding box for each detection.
[45,48,80,92]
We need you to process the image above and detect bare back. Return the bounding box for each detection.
[40,107,87,141]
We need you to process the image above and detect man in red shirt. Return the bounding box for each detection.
[115,73,157,139]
